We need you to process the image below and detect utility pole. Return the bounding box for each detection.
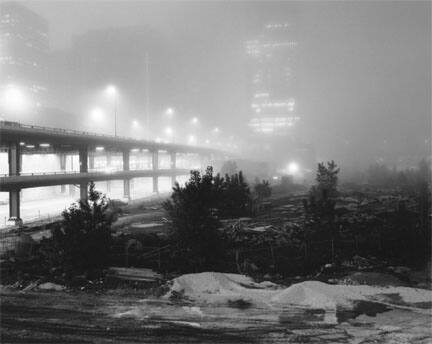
[145,52,150,138]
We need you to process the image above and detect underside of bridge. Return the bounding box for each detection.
[0,121,227,225]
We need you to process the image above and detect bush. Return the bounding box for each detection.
[163,166,253,272]
[163,167,223,272]
[254,179,272,201]
[38,182,114,278]
[303,161,340,265]
[219,171,252,218]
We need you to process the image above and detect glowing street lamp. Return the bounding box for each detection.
[188,135,196,145]
[287,161,300,175]
[90,107,105,122]
[165,107,175,117]
[105,84,118,136]
[1,84,29,113]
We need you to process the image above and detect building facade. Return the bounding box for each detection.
[245,22,315,179]
[0,1,49,120]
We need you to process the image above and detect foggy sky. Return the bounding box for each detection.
[23,0,431,166]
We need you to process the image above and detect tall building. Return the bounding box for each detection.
[0,1,49,120]
[245,22,314,178]
[246,23,299,135]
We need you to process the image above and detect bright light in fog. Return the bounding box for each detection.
[132,120,139,128]
[287,162,300,175]
[90,107,104,121]
[1,85,29,113]
[165,107,174,117]
[191,117,198,125]
[96,146,104,151]
[213,127,220,134]
[106,85,117,97]
[39,143,50,148]
[188,135,196,145]
[164,127,173,136]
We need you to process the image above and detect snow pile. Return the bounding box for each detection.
[166,273,432,311]
[166,272,280,304]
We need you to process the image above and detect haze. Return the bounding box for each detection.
[4,0,432,168]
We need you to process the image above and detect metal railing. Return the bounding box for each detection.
[0,121,221,154]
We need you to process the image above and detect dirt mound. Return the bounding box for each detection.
[166,273,432,312]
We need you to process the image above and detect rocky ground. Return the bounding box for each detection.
[1,273,431,344]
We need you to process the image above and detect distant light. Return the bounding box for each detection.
[155,137,161,143]
[205,139,210,144]
[132,120,139,128]
[213,127,220,134]
[188,135,196,145]
[90,107,104,121]
[191,117,198,125]
[39,143,50,148]
[1,85,29,113]
[19,142,25,146]
[287,162,299,175]
[26,144,35,149]
[272,176,279,180]
[164,127,173,136]
[96,146,104,151]
[131,148,139,152]
[106,85,117,97]
[165,107,174,117]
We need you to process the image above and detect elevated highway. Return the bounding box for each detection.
[0,121,228,223]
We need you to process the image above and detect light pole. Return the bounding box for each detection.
[106,85,117,136]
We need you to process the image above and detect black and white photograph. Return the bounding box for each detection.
[0,0,431,343]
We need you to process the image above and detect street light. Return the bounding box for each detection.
[1,84,29,113]
[188,135,196,145]
[165,107,174,117]
[105,85,117,136]
[90,107,105,122]
[287,162,300,175]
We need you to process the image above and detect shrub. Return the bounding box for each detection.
[39,182,114,278]
[163,167,223,272]
[254,179,272,201]
[163,166,253,272]
[219,171,252,218]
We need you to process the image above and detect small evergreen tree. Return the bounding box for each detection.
[163,167,223,271]
[39,182,113,277]
[220,160,238,177]
[254,179,272,201]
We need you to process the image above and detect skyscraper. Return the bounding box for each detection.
[246,23,299,135]
[0,1,49,119]
[245,21,314,177]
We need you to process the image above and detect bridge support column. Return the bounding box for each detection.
[123,150,130,200]
[152,150,159,193]
[8,142,21,176]
[9,190,20,221]
[60,154,67,193]
[170,151,177,187]
[8,142,22,223]
[89,154,95,171]
[79,147,88,202]
[106,153,111,192]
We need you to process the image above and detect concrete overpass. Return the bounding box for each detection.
[0,121,228,223]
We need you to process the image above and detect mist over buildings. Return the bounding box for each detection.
[1,0,430,172]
